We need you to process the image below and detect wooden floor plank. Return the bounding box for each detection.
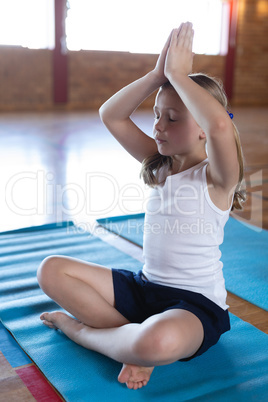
[227,293,268,334]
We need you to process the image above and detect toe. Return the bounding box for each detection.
[42,320,56,329]
[126,381,135,390]
[40,312,48,320]
[118,365,131,384]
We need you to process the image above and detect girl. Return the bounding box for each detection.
[37,23,245,390]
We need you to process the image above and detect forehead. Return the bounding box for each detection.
[154,87,187,111]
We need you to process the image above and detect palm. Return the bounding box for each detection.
[153,31,172,84]
[164,23,194,79]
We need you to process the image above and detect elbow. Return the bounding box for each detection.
[99,102,115,127]
[208,116,232,138]
[99,104,107,123]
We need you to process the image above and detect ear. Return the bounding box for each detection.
[199,129,206,140]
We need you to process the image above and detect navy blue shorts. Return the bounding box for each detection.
[112,269,230,361]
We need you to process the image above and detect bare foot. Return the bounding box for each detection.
[118,363,154,390]
[40,311,84,340]
[41,312,154,390]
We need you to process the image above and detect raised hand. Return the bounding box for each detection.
[164,22,194,81]
[152,30,173,85]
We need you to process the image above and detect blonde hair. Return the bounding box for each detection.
[140,73,246,211]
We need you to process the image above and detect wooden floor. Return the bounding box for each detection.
[0,107,267,400]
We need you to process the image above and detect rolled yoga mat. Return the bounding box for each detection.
[0,222,268,401]
[97,214,268,311]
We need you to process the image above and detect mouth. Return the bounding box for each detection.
[155,138,167,145]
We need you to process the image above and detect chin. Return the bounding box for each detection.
[157,147,171,156]
[158,149,175,157]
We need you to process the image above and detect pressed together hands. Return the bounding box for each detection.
[153,22,195,86]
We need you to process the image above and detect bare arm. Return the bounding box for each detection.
[99,33,172,162]
[165,23,239,194]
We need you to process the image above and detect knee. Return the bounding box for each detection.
[133,324,182,365]
[37,256,64,293]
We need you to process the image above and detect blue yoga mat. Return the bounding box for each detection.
[0,321,31,367]
[0,222,268,401]
[97,214,268,311]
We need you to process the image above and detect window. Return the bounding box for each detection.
[0,0,55,49]
[66,0,229,55]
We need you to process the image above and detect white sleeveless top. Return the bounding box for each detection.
[142,159,231,309]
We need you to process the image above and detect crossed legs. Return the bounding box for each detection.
[37,256,204,389]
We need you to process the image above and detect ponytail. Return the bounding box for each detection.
[231,122,246,210]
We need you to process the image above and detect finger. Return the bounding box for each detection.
[185,25,194,50]
[177,22,188,45]
[180,22,193,49]
[170,28,180,47]
[175,23,183,44]
[163,29,173,52]
[177,23,183,35]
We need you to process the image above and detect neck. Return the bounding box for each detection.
[171,152,207,174]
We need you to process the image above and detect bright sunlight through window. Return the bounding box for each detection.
[66,0,228,55]
[0,0,54,49]
[0,0,228,54]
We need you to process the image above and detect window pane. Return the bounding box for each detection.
[0,0,55,49]
[66,0,226,55]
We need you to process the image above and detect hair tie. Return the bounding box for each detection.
[227,111,234,119]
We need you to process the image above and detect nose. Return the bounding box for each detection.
[154,117,165,132]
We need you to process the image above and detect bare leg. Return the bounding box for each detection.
[37,255,129,328]
[40,309,204,389]
[37,255,155,388]
[40,311,153,389]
